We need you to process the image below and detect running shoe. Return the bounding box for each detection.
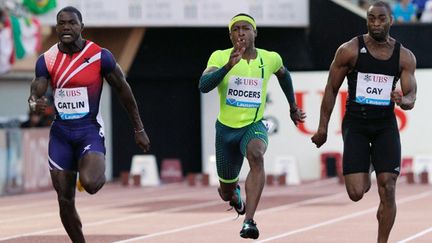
[240,219,259,239]
[229,185,245,215]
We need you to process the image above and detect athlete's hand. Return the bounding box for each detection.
[311,129,327,148]
[290,108,306,126]
[225,40,245,69]
[135,129,150,152]
[390,90,403,105]
[391,90,414,110]
[28,95,48,114]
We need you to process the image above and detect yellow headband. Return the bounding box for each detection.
[229,15,256,31]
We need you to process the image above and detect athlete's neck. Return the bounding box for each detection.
[242,47,257,61]
[367,34,391,46]
[58,38,86,55]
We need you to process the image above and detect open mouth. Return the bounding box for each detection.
[61,34,73,39]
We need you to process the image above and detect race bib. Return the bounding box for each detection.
[226,76,263,108]
[355,72,394,106]
[54,87,89,120]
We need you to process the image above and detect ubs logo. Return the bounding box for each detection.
[235,77,242,85]
[364,74,371,82]
[58,89,65,98]
[363,74,389,83]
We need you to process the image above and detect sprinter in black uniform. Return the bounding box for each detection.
[311,1,417,243]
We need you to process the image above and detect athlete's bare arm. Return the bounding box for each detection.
[311,39,357,148]
[391,46,417,110]
[104,64,150,152]
[28,76,49,114]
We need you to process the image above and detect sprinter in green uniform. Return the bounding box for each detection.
[199,13,306,239]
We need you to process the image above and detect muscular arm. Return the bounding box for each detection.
[312,41,356,147]
[104,64,150,151]
[392,47,417,110]
[29,59,49,113]
[30,77,49,99]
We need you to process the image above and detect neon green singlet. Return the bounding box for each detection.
[207,48,283,128]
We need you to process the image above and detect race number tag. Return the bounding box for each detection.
[54,87,89,120]
[355,72,394,106]
[226,76,263,108]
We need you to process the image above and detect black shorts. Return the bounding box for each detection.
[342,114,401,175]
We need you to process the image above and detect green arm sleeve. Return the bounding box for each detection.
[278,68,296,105]
[198,67,228,93]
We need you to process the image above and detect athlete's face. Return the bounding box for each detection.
[56,11,84,44]
[229,21,257,49]
[366,5,393,42]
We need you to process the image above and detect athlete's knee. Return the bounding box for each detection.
[347,188,364,202]
[80,174,105,194]
[246,150,264,165]
[379,183,396,201]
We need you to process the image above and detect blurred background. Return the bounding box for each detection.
[0,0,431,195]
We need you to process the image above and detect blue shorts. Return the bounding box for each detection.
[48,121,106,171]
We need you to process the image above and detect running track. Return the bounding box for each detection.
[0,178,431,242]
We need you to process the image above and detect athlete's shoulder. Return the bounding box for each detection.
[207,48,231,67]
[210,48,232,57]
[340,36,359,53]
[42,43,59,73]
[339,36,364,53]
[257,48,281,59]
[43,43,59,59]
[35,54,50,78]
[335,36,359,61]
[399,43,416,69]
[257,48,283,70]
[86,40,101,48]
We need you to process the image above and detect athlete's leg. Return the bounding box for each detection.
[48,124,85,242]
[218,182,238,204]
[376,172,397,243]
[342,115,372,201]
[51,170,85,243]
[344,172,371,201]
[78,152,105,194]
[371,117,400,243]
[215,120,244,204]
[244,138,266,220]
[76,124,106,194]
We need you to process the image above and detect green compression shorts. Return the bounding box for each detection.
[215,119,268,183]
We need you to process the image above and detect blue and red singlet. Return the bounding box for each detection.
[35,40,116,171]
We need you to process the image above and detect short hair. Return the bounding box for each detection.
[57,6,83,23]
[232,13,255,21]
[369,1,392,14]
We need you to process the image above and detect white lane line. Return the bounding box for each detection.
[0,188,215,224]
[0,178,338,224]
[256,191,432,242]
[0,178,340,241]
[0,199,220,241]
[0,184,189,211]
[397,226,432,243]
[112,192,347,243]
